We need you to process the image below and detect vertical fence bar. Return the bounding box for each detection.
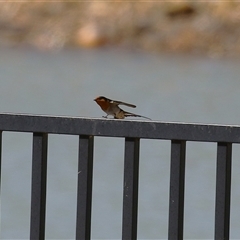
[168,140,186,240]
[122,137,140,240]
[30,133,48,240]
[0,131,2,193]
[76,135,94,240]
[215,142,232,240]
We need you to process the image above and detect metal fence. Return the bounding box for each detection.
[0,113,238,240]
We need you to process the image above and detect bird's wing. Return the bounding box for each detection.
[111,100,136,108]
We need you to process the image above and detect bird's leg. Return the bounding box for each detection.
[102,114,109,118]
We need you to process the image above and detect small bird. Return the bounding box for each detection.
[94,96,151,120]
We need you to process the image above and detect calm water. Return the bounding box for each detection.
[1,47,240,239]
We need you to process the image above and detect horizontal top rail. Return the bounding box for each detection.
[0,113,240,143]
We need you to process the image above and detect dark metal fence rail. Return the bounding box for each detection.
[0,113,237,240]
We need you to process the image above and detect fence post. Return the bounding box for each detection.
[0,131,2,192]
[30,133,48,240]
[122,137,140,240]
[168,140,186,240]
[215,142,232,240]
[76,135,94,240]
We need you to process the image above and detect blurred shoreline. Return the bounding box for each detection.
[1,2,240,58]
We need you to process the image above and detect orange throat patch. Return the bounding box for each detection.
[95,100,109,111]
